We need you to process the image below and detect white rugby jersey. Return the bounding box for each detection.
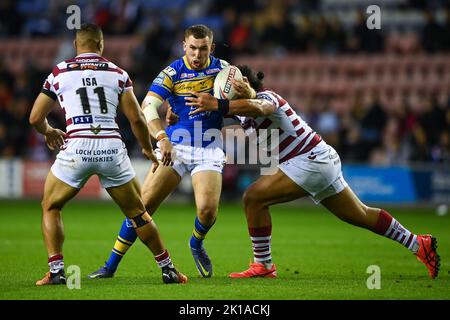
[237,90,322,163]
[42,53,133,139]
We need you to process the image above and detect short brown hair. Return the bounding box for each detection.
[76,23,103,48]
[184,24,213,41]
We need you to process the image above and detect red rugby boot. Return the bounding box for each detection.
[229,262,277,278]
[415,235,440,279]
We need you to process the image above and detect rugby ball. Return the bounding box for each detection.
[213,65,243,100]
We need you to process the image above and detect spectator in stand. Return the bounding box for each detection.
[359,94,388,160]
[421,11,443,53]
[0,0,23,37]
[325,16,348,54]
[442,9,450,51]
[316,100,340,147]
[259,7,298,54]
[109,0,142,35]
[435,130,450,162]
[414,96,448,160]
[350,11,384,53]
[227,13,255,55]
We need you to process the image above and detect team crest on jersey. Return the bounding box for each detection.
[90,124,102,134]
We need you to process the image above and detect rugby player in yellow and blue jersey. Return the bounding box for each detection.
[89,25,243,279]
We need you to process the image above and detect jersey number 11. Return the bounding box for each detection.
[76,87,108,114]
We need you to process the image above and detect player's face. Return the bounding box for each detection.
[183,35,213,70]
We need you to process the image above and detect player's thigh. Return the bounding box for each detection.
[191,170,222,213]
[320,186,368,222]
[106,178,146,218]
[42,171,80,210]
[245,169,309,206]
[141,164,181,212]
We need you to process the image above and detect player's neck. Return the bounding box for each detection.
[77,48,102,56]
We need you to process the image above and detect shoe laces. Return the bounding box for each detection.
[98,262,110,273]
[249,262,266,269]
[193,247,209,259]
[421,243,437,269]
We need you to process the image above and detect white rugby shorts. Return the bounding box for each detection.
[51,138,135,189]
[155,143,226,177]
[278,141,348,203]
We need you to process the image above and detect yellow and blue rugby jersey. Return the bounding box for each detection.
[149,55,229,147]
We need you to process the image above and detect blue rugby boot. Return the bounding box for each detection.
[88,263,115,279]
[190,245,213,278]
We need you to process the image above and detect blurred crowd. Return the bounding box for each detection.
[0,0,449,165]
[299,89,450,165]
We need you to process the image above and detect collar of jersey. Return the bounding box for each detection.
[76,52,101,58]
[182,55,211,71]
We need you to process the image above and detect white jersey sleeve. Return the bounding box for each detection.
[255,91,280,109]
[239,89,322,162]
[42,70,58,101]
[119,70,133,94]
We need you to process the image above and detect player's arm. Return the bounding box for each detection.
[186,92,275,118]
[119,89,159,172]
[141,91,167,138]
[29,93,66,151]
[141,91,173,166]
[166,106,179,125]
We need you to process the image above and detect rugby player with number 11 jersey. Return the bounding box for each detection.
[31,23,186,285]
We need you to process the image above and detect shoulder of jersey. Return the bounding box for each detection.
[161,59,181,78]
[257,89,273,96]
[54,57,126,76]
[256,90,278,102]
[51,60,72,77]
[207,56,229,70]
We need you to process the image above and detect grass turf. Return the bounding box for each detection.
[0,199,449,300]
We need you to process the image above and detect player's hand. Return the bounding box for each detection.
[166,106,179,125]
[44,128,66,151]
[158,138,174,166]
[142,148,160,173]
[232,77,256,99]
[186,91,218,116]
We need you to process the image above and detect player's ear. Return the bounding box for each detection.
[98,39,104,54]
[73,39,77,51]
[210,42,215,54]
[183,40,187,52]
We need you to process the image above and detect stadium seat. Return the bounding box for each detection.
[1,39,449,102]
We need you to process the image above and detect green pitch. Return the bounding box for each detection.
[0,199,449,300]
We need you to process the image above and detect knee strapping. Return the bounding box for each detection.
[130,211,153,229]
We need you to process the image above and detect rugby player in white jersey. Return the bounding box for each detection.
[89,25,254,279]
[186,65,440,280]
[30,24,187,285]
